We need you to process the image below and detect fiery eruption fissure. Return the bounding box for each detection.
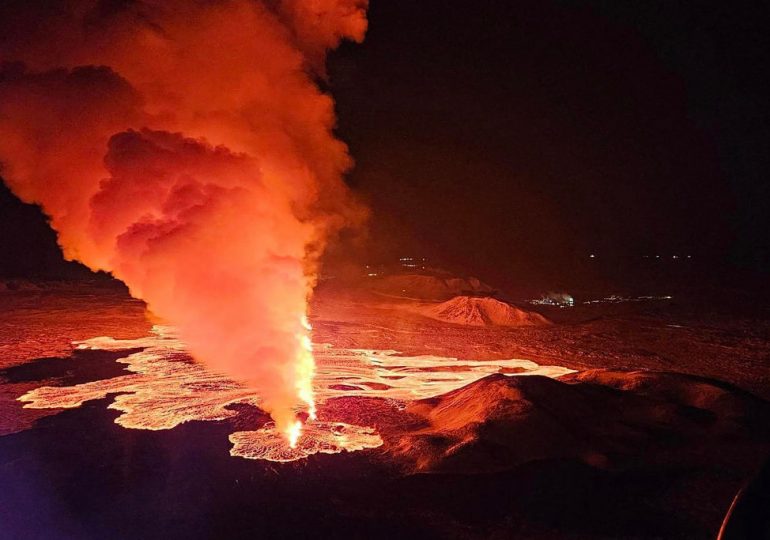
[0,0,369,445]
[290,313,316,446]
[18,326,574,462]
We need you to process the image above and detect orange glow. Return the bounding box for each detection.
[297,314,317,422]
[19,326,574,462]
[231,421,382,463]
[0,1,369,438]
[286,420,303,449]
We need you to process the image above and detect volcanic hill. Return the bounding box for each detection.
[420,295,550,327]
[397,370,770,474]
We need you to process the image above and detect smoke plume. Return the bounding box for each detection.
[0,0,368,436]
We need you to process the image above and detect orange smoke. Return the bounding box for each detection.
[0,0,368,440]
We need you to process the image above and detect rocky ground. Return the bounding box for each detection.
[1,276,769,538]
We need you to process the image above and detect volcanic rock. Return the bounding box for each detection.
[397,371,770,473]
[421,295,550,327]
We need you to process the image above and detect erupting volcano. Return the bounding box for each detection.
[2,1,770,539]
[0,0,369,445]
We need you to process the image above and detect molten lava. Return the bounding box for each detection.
[19,326,574,462]
[231,422,382,463]
[287,420,303,449]
[0,0,369,441]
[290,314,317,445]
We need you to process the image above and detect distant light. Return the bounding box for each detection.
[655,255,660,259]
[687,255,692,259]
[589,254,596,258]
[367,273,378,277]
[672,255,679,259]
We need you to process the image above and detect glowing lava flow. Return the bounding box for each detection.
[231,422,382,463]
[0,0,370,449]
[18,326,575,462]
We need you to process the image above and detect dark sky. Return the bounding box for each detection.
[1,0,769,285]
[328,0,770,284]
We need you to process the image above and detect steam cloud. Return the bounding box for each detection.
[0,0,368,434]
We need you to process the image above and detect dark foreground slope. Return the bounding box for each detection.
[399,371,770,472]
[383,371,770,538]
[3,351,770,539]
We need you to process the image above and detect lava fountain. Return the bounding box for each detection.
[0,0,369,444]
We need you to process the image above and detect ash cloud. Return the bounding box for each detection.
[0,0,368,434]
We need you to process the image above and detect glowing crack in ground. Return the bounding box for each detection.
[230,422,383,463]
[19,326,575,461]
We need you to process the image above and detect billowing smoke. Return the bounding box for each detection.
[0,0,368,438]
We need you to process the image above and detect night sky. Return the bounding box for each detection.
[2,0,769,286]
[329,0,770,284]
